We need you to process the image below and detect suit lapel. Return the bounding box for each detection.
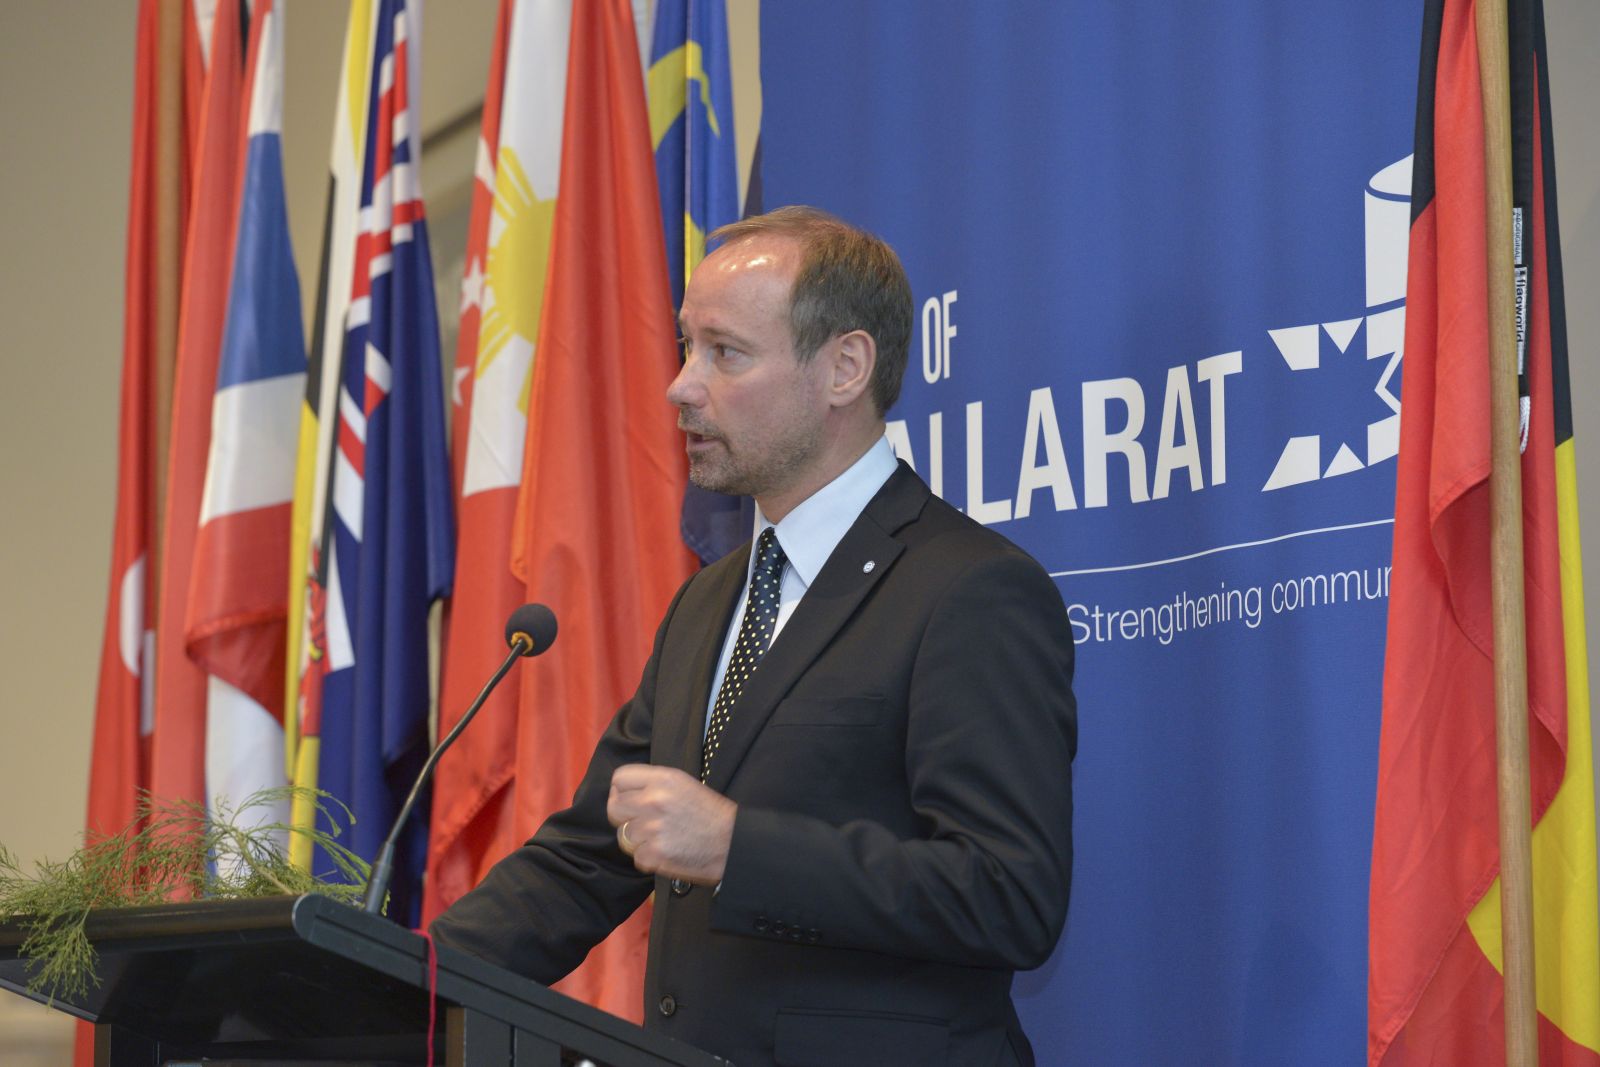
[703,464,928,792]
[662,551,748,776]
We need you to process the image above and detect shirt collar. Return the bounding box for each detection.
[752,435,898,589]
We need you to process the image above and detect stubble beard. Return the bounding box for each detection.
[683,421,822,504]
[686,448,742,495]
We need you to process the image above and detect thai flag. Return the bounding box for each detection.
[188,0,302,832]
[317,0,455,925]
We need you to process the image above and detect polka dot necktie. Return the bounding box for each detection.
[702,527,788,781]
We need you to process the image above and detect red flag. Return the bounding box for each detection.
[509,0,696,1020]
[79,3,210,1062]
[147,0,246,812]
[1368,1,1600,1063]
[88,0,186,844]
[423,0,522,925]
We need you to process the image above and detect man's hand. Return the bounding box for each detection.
[607,765,736,885]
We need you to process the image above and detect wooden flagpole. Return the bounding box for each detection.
[1475,0,1539,1062]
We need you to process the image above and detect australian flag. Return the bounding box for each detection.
[316,0,454,925]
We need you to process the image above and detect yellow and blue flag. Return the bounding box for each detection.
[648,0,751,563]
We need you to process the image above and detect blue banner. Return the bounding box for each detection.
[759,4,1419,1062]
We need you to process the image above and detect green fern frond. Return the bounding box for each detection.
[0,787,370,1003]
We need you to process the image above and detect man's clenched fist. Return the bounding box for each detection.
[607,764,736,885]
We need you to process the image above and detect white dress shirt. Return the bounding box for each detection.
[703,435,899,730]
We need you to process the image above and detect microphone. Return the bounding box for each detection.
[505,602,558,658]
[361,604,558,915]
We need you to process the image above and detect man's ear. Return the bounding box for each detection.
[828,329,876,409]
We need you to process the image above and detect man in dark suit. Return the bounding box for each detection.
[432,206,1076,1066]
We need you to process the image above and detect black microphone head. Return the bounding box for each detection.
[505,603,558,657]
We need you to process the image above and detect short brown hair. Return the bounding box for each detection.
[709,206,912,415]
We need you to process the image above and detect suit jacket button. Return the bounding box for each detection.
[805,928,820,944]
[772,921,788,936]
[670,878,691,896]
[658,994,677,1017]
[754,916,769,933]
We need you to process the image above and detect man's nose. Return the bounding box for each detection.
[666,350,702,407]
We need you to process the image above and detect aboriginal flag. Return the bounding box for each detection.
[1368,1,1600,1063]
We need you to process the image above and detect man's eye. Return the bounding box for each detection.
[675,337,689,363]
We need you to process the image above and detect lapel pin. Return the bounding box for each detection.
[862,560,876,574]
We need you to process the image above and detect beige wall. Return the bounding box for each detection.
[0,1,1593,1061]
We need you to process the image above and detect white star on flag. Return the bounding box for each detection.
[458,256,485,314]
